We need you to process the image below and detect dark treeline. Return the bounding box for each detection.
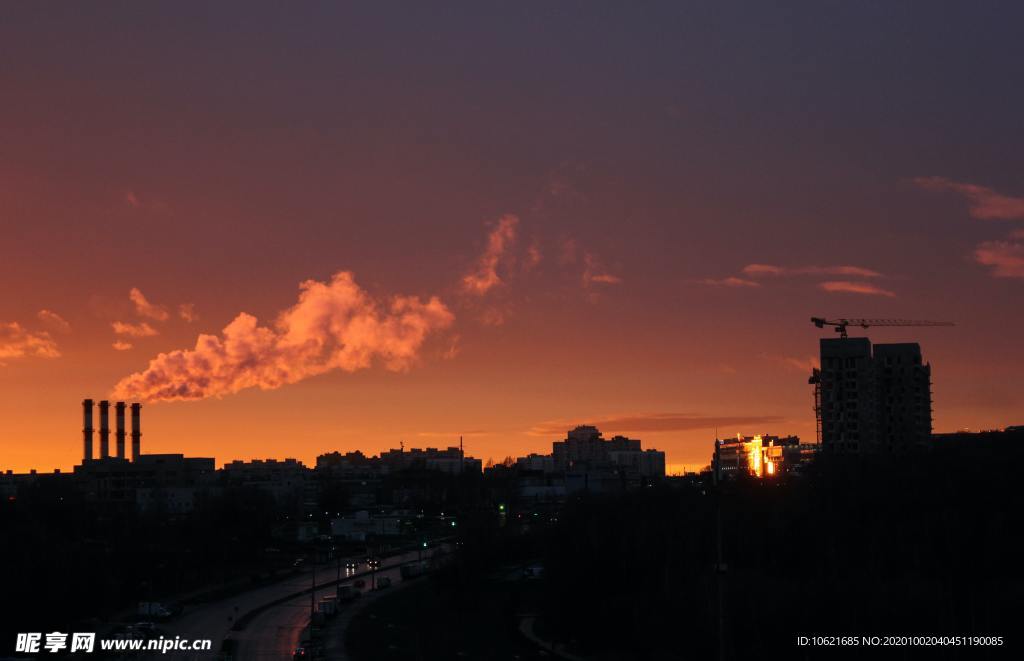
[0,468,488,644]
[0,483,278,641]
[4,437,1020,659]
[541,436,1023,660]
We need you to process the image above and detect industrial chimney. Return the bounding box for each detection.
[98,400,110,459]
[115,401,126,459]
[82,399,94,462]
[130,403,142,462]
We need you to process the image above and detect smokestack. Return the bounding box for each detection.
[130,403,142,462]
[98,400,110,459]
[115,401,126,459]
[82,399,94,462]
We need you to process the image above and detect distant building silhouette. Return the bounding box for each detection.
[551,425,665,478]
[379,446,482,474]
[815,338,932,452]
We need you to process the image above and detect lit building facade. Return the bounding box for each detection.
[712,434,813,481]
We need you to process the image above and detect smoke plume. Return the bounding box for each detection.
[113,271,454,402]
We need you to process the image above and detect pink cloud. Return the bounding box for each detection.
[523,240,542,273]
[461,215,519,295]
[0,322,61,362]
[112,321,159,337]
[112,271,454,402]
[761,353,820,373]
[112,341,133,351]
[698,276,761,288]
[818,281,896,297]
[974,238,1024,278]
[37,309,71,333]
[129,287,169,321]
[529,412,785,436]
[913,176,1024,220]
[178,303,198,323]
[742,263,882,278]
[582,252,622,287]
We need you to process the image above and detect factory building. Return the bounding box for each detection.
[75,399,216,510]
[81,399,143,465]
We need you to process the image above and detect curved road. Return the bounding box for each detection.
[158,548,442,661]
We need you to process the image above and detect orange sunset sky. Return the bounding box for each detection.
[2,4,1023,474]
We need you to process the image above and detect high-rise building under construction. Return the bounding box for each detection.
[815,338,933,452]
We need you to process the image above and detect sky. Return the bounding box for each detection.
[2,1,1023,474]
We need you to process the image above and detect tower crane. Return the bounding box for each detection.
[810,317,954,339]
[807,317,954,444]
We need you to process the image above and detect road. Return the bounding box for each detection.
[232,548,441,661]
[156,548,441,660]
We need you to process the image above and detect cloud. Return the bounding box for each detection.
[913,176,1024,220]
[112,271,454,402]
[559,238,578,265]
[761,353,819,373]
[582,252,622,286]
[818,281,897,297]
[529,412,786,436]
[698,276,761,288]
[416,430,488,438]
[477,307,508,326]
[461,215,519,295]
[699,263,883,291]
[0,322,61,361]
[442,335,461,360]
[129,288,170,321]
[523,240,542,273]
[741,264,882,278]
[124,191,140,208]
[112,341,133,351]
[112,321,159,337]
[178,303,198,323]
[744,263,882,278]
[37,309,71,333]
[974,238,1024,278]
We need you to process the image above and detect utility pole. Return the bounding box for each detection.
[716,487,726,661]
[310,551,316,618]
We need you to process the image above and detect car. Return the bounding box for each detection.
[366,558,380,569]
[293,558,306,568]
[345,560,359,570]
